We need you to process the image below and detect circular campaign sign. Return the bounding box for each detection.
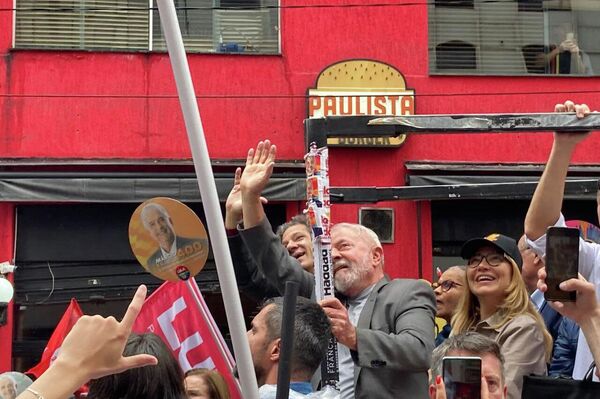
[129,197,209,282]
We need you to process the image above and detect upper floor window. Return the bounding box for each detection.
[428,0,599,75]
[14,0,280,54]
[435,0,474,8]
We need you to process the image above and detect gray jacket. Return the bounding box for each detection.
[230,217,314,300]
[350,276,436,399]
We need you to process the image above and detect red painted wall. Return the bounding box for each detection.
[1,1,599,288]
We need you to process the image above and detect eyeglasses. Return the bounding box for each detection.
[432,280,463,292]
[467,253,507,268]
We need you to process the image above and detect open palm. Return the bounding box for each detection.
[240,140,277,197]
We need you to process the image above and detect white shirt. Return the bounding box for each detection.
[527,213,600,380]
[258,384,307,399]
[339,284,375,399]
[159,236,178,261]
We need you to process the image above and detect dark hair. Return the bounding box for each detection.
[88,333,186,399]
[261,296,331,380]
[276,214,311,240]
[430,331,505,385]
[184,368,231,399]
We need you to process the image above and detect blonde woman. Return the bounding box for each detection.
[452,233,552,399]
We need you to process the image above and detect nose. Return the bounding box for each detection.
[434,285,442,296]
[331,247,341,260]
[473,261,493,273]
[286,240,297,251]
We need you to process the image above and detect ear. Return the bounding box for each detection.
[268,338,281,362]
[502,384,508,398]
[371,246,384,267]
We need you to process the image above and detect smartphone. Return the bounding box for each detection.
[545,226,579,302]
[443,356,481,399]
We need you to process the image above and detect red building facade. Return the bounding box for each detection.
[1,0,599,371]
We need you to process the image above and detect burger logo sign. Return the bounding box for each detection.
[307,59,415,147]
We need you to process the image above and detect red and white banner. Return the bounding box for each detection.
[27,298,84,378]
[132,280,240,399]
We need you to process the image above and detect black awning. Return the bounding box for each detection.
[0,175,306,202]
[406,161,599,200]
[329,162,599,203]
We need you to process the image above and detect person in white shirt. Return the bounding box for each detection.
[524,99,599,379]
[247,296,331,399]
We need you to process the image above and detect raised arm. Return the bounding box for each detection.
[17,286,156,399]
[524,101,590,240]
[226,166,277,300]
[546,276,600,378]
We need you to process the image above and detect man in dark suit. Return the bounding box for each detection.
[141,202,206,271]
[320,222,436,399]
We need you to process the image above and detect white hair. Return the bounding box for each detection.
[331,222,385,268]
[0,374,17,388]
[140,202,170,230]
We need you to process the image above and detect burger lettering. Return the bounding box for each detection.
[309,94,414,117]
[307,59,415,147]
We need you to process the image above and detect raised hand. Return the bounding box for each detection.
[320,297,357,350]
[553,100,591,147]
[17,286,157,399]
[547,275,600,325]
[54,285,157,380]
[225,167,267,229]
[240,140,277,199]
[225,167,244,229]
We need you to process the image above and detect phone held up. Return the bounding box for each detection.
[443,356,482,399]
[545,226,579,302]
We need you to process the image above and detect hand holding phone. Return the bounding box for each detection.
[545,227,579,302]
[443,356,482,399]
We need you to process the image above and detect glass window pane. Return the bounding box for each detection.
[15,0,149,51]
[428,0,600,76]
[152,0,280,54]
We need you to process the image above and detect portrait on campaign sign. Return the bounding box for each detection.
[0,372,32,399]
[129,197,209,282]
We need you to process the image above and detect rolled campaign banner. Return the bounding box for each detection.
[305,143,339,389]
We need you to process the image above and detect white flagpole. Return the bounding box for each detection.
[155,2,259,397]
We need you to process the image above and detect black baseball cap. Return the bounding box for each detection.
[460,233,523,271]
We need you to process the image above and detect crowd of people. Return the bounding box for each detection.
[9,100,600,399]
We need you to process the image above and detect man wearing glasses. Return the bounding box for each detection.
[433,266,466,346]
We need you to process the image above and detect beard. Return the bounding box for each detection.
[334,253,371,296]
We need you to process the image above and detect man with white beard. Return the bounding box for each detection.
[320,223,436,399]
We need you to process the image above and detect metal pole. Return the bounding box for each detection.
[275,281,300,399]
[155,2,259,397]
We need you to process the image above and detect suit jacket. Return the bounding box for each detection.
[228,232,280,301]
[232,217,315,300]
[539,299,563,343]
[147,236,207,270]
[549,317,579,377]
[349,276,436,399]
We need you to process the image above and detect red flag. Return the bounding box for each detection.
[27,298,84,378]
[133,280,241,399]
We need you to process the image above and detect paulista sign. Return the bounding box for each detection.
[307,59,415,147]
